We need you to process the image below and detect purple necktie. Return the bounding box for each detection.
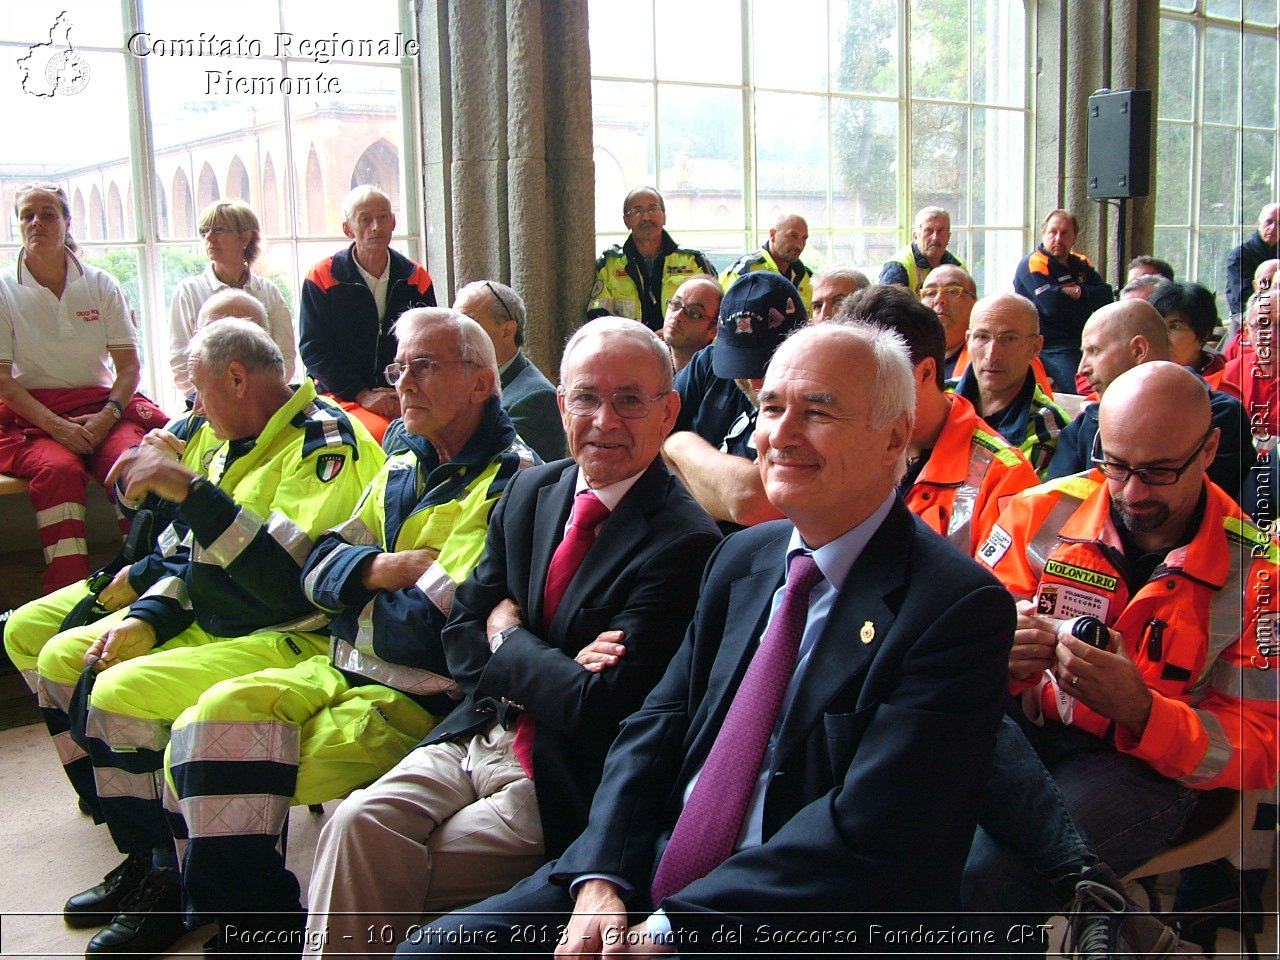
[513,490,611,777]
[650,552,824,904]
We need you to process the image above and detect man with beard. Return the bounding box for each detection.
[660,274,721,373]
[722,214,814,313]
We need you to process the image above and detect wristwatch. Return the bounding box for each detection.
[103,399,123,420]
[489,623,520,653]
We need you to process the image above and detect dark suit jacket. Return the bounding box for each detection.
[552,497,1015,941]
[501,351,566,462]
[432,456,722,856]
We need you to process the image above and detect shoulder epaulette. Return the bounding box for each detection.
[295,397,361,459]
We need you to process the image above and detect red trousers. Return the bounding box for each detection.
[0,421,147,593]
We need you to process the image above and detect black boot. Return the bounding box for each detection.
[63,854,148,929]
[85,867,188,957]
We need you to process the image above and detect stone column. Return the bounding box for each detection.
[418,0,596,376]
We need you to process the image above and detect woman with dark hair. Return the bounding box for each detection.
[168,200,295,397]
[1148,281,1227,389]
[0,184,167,592]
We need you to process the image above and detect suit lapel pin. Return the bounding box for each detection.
[860,621,875,644]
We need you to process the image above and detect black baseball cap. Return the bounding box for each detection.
[712,272,808,379]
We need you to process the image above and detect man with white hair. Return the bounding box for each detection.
[879,206,965,295]
[300,184,437,442]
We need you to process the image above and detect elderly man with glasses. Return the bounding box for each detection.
[966,361,1277,947]
[304,317,721,957]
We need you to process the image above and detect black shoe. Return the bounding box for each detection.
[1063,878,1180,959]
[85,868,187,957]
[63,854,148,929]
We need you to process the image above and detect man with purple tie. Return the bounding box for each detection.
[398,322,1015,956]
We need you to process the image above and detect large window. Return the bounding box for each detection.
[1156,1,1279,316]
[1,0,422,412]
[588,0,1029,294]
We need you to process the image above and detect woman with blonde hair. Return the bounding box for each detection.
[168,200,296,397]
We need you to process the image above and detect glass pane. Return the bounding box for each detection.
[588,0,653,80]
[288,64,408,238]
[910,0,969,102]
[1155,122,1193,224]
[755,93,829,226]
[1205,0,1242,16]
[969,229,1027,294]
[1243,32,1279,128]
[141,0,280,42]
[1157,17,1194,121]
[1202,26,1241,125]
[832,98,899,227]
[4,1,123,46]
[1198,127,1240,226]
[678,232,755,275]
[1244,0,1278,24]
[753,0,826,91]
[593,80,655,232]
[657,86,744,230]
[831,231,900,278]
[973,0,1025,106]
[911,103,969,227]
[971,107,1024,226]
[655,0,741,84]
[1153,226,1190,283]
[280,0,400,42]
[1242,130,1278,223]
[831,0,898,96]
[1195,229,1236,317]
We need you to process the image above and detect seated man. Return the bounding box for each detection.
[662,272,807,527]
[1046,299,1255,506]
[967,361,1277,940]
[304,318,722,956]
[808,264,870,323]
[300,185,436,442]
[660,274,721,373]
[840,285,1040,557]
[27,321,384,957]
[163,308,538,951]
[401,321,1015,957]
[951,292,1070,477]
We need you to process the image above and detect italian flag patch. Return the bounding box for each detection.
[316,453,345,482]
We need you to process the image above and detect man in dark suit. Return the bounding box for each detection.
[305,317,721,956]
[399,322,1015,957]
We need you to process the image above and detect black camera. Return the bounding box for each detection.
[1071,616,1109,650]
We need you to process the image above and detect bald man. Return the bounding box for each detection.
[969,362,1277,940]
[1046,300,1254,503]
[661,274,722,372]
[1226,202,1279,317]
[721,213,814,312]
[951,293,1069,476]
[921,264,979,377]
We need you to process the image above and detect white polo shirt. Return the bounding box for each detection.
[0,250,137,389]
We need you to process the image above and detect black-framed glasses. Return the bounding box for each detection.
[1091,424,1214,486]
[666,296,707,321]
[483,281,517,326]
[558,388,667,420]
[385,356,476,386]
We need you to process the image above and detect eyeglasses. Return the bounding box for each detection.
[483,281,517,326]
[667,296,708,321]
[624,204,663,218]
[921,284,973,300]
[1091,425,1214,486]
[384,356,476,385]
[558,388,667,420]
[967,331,1037,349]
[199,225,232,238]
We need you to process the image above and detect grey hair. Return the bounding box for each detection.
[915,206,950,226]
[197,289,268,330]
[459,280,528,347]
[393,307,501,399]
[15,183,78,253]
[342,185,392,223]
[812,265,871,292]
[562,316,675,393]
[1121,274,1166,297]
[188,317,284,376]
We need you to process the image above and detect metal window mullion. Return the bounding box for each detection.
[742,0,756,251]
[1187,15,1207,282]
[899,0,912,241]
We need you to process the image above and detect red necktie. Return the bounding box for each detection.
[650,552,824,904]
[512,490,611,777]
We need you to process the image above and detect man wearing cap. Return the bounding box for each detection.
[721,214,814,313]
[663,272,807,527]
[587,187,716,331]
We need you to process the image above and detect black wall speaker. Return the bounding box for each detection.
[1087,88,1152,199]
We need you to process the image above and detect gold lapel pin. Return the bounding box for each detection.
[860,621,875,644]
